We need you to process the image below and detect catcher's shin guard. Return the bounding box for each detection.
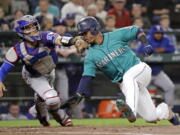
[35,97,50,127]
[49,105,73,126]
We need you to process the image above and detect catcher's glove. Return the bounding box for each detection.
[74,36,89,53]
[60,93,84,109]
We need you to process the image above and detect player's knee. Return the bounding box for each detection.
[156,102,170,120]
[43,89,60,106]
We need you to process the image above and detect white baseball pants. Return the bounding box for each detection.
[119,62,170,122]
[22,66,59,105]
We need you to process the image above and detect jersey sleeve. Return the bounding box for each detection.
[112,26,140,42]
[43,31,59,45]
[82,57,97,77]
[5,47,19,64]
[0,47,18,82]
[0,61,14,82]
[77,76,93,96]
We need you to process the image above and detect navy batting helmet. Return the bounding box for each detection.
[77,16,101,35]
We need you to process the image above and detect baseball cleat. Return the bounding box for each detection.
[39,116,51,127]
[168,107,180,125]
[169,114,180,125]
[116,99,136,122]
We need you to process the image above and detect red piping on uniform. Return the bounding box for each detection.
[43,89,54,95]
[45,96,59,100]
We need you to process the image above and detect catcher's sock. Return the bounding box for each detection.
[61,118,73,127]
[169,114,180,125]
[116,99,136,123]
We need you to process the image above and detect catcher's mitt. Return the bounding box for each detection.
[74,36,89,53]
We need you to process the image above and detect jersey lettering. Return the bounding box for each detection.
[95,47,126,68]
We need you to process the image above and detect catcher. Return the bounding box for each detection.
[0,15,88,126]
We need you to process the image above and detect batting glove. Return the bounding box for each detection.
[143,45,153,56]
[60,93,84,109]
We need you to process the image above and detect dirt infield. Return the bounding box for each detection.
[0,126,179,135]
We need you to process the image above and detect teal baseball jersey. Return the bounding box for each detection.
[83,26,141,83]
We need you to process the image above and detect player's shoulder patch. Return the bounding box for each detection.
[46,32,57,40]
[5,47,18,63]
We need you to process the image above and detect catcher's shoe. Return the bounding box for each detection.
[116,99,136,123]
[61,118,73,127]
[39,116,51,127]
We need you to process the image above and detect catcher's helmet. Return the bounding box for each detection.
[77,16,101,35]
[14,15,41,42]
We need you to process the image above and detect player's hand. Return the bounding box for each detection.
[143,45,154,56]
[74,36,89,53]
[60,93,84,109]
[0,82,7,97]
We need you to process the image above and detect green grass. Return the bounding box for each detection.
[0,118,176,127]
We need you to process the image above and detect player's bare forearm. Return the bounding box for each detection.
[56,46,77,57]
[0,82,7,97]
[68,46,78,54]
[55,35,88,53]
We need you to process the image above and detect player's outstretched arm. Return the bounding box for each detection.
[56,46,78,58]
[0,47,18,97]
[55,35,89,53]
[60,76,93,109]
[0,62,14,97]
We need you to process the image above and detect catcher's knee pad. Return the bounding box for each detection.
[43,89,60,106]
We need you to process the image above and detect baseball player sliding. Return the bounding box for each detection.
[0,15,88,126]
[61,16,180,125]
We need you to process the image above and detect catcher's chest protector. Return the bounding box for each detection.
[16,42,56,74]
